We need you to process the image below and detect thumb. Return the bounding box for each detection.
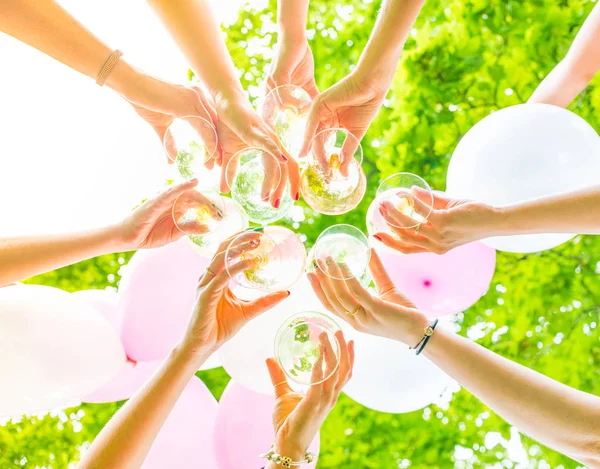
[299,100,323,158]
[266,357,293,397]
[245,290,291,320]
[413,186,449,210]
[154,178,199,210]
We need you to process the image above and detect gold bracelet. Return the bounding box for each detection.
[96,49,123,86]
[259,446,316,467]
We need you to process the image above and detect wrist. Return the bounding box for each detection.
[278,26,307,44]
[173,340,215,369]
[273,441,309,463]
[484,204,510,237]
[104,59,144,100]
[391,308,430,346]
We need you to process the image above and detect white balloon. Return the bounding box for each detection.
[0,285,125,419]
[447,104,600,253]
[219,276,324,394]
[343,329,453,414]
[0,32,165,236]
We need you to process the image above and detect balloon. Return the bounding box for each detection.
[377,242,496,317]
[71,289,120,331]
[219,276,324,394]
[0,33,165,236]
[0,285,125,418]
[119,238,210,361]
[446,104,600,253]
[214,381,319,469]
[83,360,161,404]
[143,377,219,469]
[343,329,453,414]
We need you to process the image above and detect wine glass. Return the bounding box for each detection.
[163,116,220,186]
[172,187,225,237]
[261,85,312,160]
[226,147,293,225]
[225,226,306,292]
[275,311,341,386]
[187,196,249,257]
[300,128,367,215]
[312,224,371,284]
[367,172,434,246]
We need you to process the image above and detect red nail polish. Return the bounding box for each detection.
[294,192,299,201]
[281,154,288,162]
[274,199,281,208]
[286,290,291,297]
[373,234,382,242]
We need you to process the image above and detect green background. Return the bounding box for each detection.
[2,0,600,467]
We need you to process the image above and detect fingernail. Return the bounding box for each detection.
[274,199,281,208]
[294,192,299,201]
[312,259,319,270]
[373,234,382,242]
[286,290,291,297]
[262,193,271,202]
[250,227,264,232]
[281,153,288,162]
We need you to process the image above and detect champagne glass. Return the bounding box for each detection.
[275,312,341,386]
[261,85,312,160]
[226,148,293,225]
[225,226,306,292]
[367,173,434,247]
[172,187,225,237]
[300,128,366,215]
[313,224,371,284]
[163,116,220,186]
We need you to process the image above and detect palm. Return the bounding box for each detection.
[379,288,416,309]
[135,212,182,249]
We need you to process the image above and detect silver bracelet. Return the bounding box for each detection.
[259,446,316,467]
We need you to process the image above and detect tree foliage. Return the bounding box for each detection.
[2,0,600,467]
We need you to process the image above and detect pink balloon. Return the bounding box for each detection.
[377,242,496,317]
[119,239,210,361]
[214,381,319,469]
[72,289,120,331]
[83,360,161,404]
[143,377,219,468]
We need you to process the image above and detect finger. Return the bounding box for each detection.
[191,85,219,126]
[368,248,396,295]
[244,290,290,320]
[164,130,178,164]
[183,116,219,161]
[387,225,446,254]
[333,330,350,393]
[409,188,434,220]
[374,232,429,254]
[320,332,339,394]
[313,265,349,318]
[206,257,254,293]
[336,263,378,310]
[304,79,320,100]
[249,129,289,164]
[260,150,280,202]
[322,258,361,314]
[305,345,325,401]
[266,357,293,397]
[175,189,224,221]
[379,200,420,229]
[307,272,336,313]
[154,178,199,209]
[312,132,331,179]
[299,100,322,158]
[287,158,300,201]
[348,340,355,380]
[204,157,215,170]
[339,133,360,178]
[199,235,261,286]
[269,160,287,208]
[221,151,237,194]
[413,186,450,210]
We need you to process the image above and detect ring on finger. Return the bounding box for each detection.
[414,223,422,235]
[205,266,217,278]
[346,304,363,316]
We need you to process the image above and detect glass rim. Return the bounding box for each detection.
[163,115,219,164]
[274,311,341,386]
[308,127,364,167]
[171,187,225,238]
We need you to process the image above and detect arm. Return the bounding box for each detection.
[78,231,289,469]
[529,2,600,107]
[0,180,200,287]
[375,184,600,255]
[308,250,600,467]
[300,0,426,170]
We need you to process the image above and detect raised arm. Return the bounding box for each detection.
[307,250,600,467]
[0,180,204,287]
[78,232,289,469]
[375,184,600,254]
[300,0,426,172]
[529,2,600,107]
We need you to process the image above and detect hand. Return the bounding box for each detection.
[214,92,300,207]
[122,73,220,165]
[118,178,221,250]
[375,187,498,255]
[266,39,319,98]
[307,248,428,346]
[300,72,387,176]
[178,232,290,361]
[264,331,354,464]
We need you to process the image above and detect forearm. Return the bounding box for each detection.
[424,328,600,465]
[148,0,243,99]
[277,0,309,42]
[0,0,142,98]
[0,225,127,287]
[78,345,209,469]
[487,185,600,236]
[354,0,425,89]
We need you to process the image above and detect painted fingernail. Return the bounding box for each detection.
[294,192,299,201]
[250,227,264,232]
[281,154,288,162]
[274,199,281,208]
[286,290,291,297]
[373,234,383,242]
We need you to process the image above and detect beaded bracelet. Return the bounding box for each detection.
[409,319,439,355]
[96,49,123,86]
[259,446,316,467]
